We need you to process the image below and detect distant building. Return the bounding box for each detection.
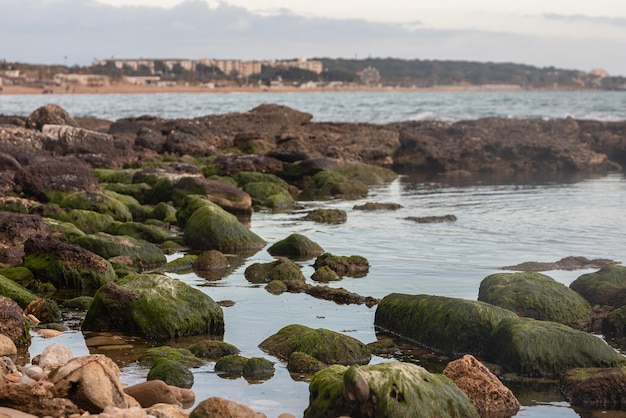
[54,73,109,86]
[123,76,161,85]
[589,68,609,78]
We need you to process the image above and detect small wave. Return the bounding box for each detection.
[409,111,437,121]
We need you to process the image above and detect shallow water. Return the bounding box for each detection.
[24,171,626,417]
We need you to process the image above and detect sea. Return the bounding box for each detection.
[2,90,626,417]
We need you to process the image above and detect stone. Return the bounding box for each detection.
[171,176,252,215]
[478,271,591,328]
[123,380,181,408]
[189,397,265,418]
[304,362,479,418]
[0,273,38,308]
[405,214,457,223]
[0,295,29,347]
[147,358,194,389]
[0,211,50,247]
[146,403,191,418]
[302,208,347,224]
[23,298,62,324]
[561,365,626,409]
[38,342,73,368]
[267,234,324,259]
[259,324,371,366]
[374,293,518,357]
[287,351,325,374]
[59,190,132,222]
[214,355,248,377]
[41,124,117,157]
[192,250,229,271]
[353,202,403,211]
[188,340,240,359]
[313,253,369,277]
[47,354,128,413]
[242,357,275,380]
[570,265,626,308]
[73,232,166,269]
[25,104,78,131]
[443,354,520,417]
[96,406,147,418]
[0,380,79,417]
[0,334,17,355]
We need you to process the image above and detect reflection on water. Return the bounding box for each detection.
[23,172,626,417]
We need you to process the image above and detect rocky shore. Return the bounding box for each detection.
[1,103,626,417]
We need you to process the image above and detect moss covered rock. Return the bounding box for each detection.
[302,208,347,224]
[561,365,626,409]
[478,272,591,328]
[242,357,275,380]
[102,182,153,204]
[374,293,518,356]
[267,233,324,259]
[73,232,166,270]
[171,176,253,216]
[244,259,305,284]
[93,168,138,184]
[43,217,86,242]
[141,346,204,368]
[46,209,115,234]
[189,340,240,359]
[311,265,340,282]
[304,362,479,418]
[309,170,368,199]
[313,253,369,277]
[192,250,229,271]
[183,201,264,252]
[259,324,371,366]
[105,221,174,244]
[570,265,626,308]
[147,358,194,389]
[242,181,295,210]
[0,274,39,308]
[23,235,116,291]
[287,351,326,374]
[82,273,224,339]
[214,354,248,377]
[490,317,624,377]
[59,191,132,222]
[154,254,198,273]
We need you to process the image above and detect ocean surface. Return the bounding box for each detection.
[4,91,626,417]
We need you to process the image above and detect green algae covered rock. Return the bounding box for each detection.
[375,293,518,356]
[309,170,368,199]
[302,208,347,224]
[478,272,591,328]
[141,346,204,368]
[93,168,138,184]
[244,258,305,284]
[313,253,369,277]
[189,340,240,359]
[288,351,326,374]
[603,305,626,337]
[242,357,275,380]
[259,324,371,366]
[153,254,198,273]
[215,354,248,376]
[59,191,132,222]
[490,317,625,377]
[570,265,626,308]
[105,221,174,244]
[147,358,194,389]
[0,274,38,308]
[561,365,626,409]
[0,267,35,288]
[183,200,265,252]
[267,233,324,259]
[46,209,115,234]
[242,181,295,210]
[304,362,479,418]
[73,232,166,269]
[82,273,224,339]
[43,217,86,242]
[23,235,116,291]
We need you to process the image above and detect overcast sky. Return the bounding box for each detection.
[1,0,625,75]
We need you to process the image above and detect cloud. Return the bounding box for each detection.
[543,13,626,27]
[0,0,624,75]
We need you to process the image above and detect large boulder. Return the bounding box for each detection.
[304,362,479,418]
[59,191,132,222]
[374,293,517,356]
[0,295,29,347]
[267,233,324,259]
[0,380,79,417]
[25,104,78,130]
[443,354,520,417]
[478,272,591,328]
[489,317,624,377]
[41,124,117,158]
[259,324,371,366]
[82,273,224,339]
[23,235,116,291]
[147,358,194,389]
[570,265,626,308]
[44,208,115,234]
[244,258,305,284]
[183,200,264,252]
[72,232,166,270]
[561,365,626,410]
[0,211,50,247]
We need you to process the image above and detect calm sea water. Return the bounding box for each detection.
[7,91,626,417]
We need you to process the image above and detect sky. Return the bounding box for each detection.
[1,0,625,76]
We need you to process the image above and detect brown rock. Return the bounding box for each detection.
[193,250,229,271]
[25,104,78,131]
[48,354,128,413]
[443,354,520,418]
[123,379,181,408]
[0,334,17,355]
[38,342,74,369]
[190,397,266,418]
[0,212,50,247]
[0,380,79,417]
[0,296,29,347]
[561,366,626,409]
[216,154,283,176]
[146,403,190,418]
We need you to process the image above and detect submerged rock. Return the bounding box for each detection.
[267,233,324,259]
[561,365,626,410]
[405,214,457,223]
[502,256,619,272]
[259,324,371,366]
[313,253,369,277]
[478,272,591,328]
[302,208,347,224]
[374,293,517,357]
[304,362,479,418]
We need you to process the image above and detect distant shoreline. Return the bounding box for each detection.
[0,83,593,95]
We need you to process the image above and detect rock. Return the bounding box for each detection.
[259,324,371,366]
[244,258,305,284]
[48,354,128,413]
[313,253,369,277]
[443,354,520,417]
[123,380,181,408]
[304,362,479,418]
[188,340,240,359]
[163,130,217,156]
[242,357,275,380]
[189,397,266,418]
[0,380,79,417]
[570,265,626,308]
[478,272,591,328]
[25,104,78,130]
[310,265,340,282]
[0,334,17,355]
[374,293,518,357]
[0,211,50,247]
[171,176,252,215]
[0,407,38,418]
[105,221,174,244]
[23,235,116,290]
[365,338,399,356]
[232,171,294,210]
[405,214,457,223]
[41,124,117,157]
[146,403,192,418]
[502,256,619,271]
[302,208,347,224]
[141,346,204,368]
[214,354,248,376]
[353,202,403,211]
[59,190,132,222]
[73,232,166,270]
[561,365,626,409]
[215,153,284,176]
[44,208,115,234]
[82,273,224,339]
[38,342,73,368]
[192,250,229,271]
[95,406,147,418]
[0,295,29,347]
[13,156,100,202]
[42,216,87,242]
[147,358,194,389]
[23,298,62,324]
[0,273,39,308]
[182,200,265,252]
[267,234,324,259]
[603,305,626,337]
[489,317,624,377]
[287,351,325,374]
[307,170,368,199]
